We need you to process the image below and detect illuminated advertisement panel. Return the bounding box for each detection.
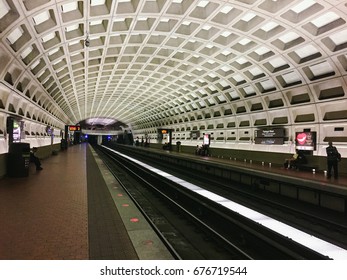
[203,134,210,145]
[13,120,21,142]
[295,131,317,151]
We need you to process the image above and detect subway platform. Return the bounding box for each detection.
[0,143,173,260]
[0,143,346,260]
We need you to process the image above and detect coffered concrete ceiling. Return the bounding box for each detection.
[0,0,346,136]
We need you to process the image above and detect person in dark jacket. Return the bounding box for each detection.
[284,149,306,169]
[326,142,340,179]
[30,147,43,171]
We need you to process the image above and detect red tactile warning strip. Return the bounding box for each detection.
[0,145,88,260]
[86,146,138,260]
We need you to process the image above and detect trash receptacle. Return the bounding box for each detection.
[61,139,67,150]
[176,141,181,152]
[7,142,30,177]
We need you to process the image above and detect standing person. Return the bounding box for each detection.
[326,142,340,179]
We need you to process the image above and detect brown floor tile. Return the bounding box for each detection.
[0,145,88,260]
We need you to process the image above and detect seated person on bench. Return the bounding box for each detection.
[284,150,306,169]
[30,147,43,171]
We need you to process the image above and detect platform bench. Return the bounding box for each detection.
[296,163,319,172]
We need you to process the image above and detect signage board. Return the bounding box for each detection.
[255,138,284,145]
[69,125,81,131]
[254,128,284,138]
[190,131,200,140]
[295,131,317,151]
[203,134,210,145]
[254,128,284,145]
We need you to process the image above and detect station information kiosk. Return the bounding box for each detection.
[158,128,172,150]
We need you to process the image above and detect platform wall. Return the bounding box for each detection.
[148,142,347,176]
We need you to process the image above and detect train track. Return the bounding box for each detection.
[96,145,251,259]
[95,144,336,259]
[112,144,347,250]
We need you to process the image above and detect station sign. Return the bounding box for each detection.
[190,130,200,140]
[69,125,81,132]
[254,128,284,138]
[254,128,285,145]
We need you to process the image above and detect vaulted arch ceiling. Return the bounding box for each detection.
[0,0,347,134]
